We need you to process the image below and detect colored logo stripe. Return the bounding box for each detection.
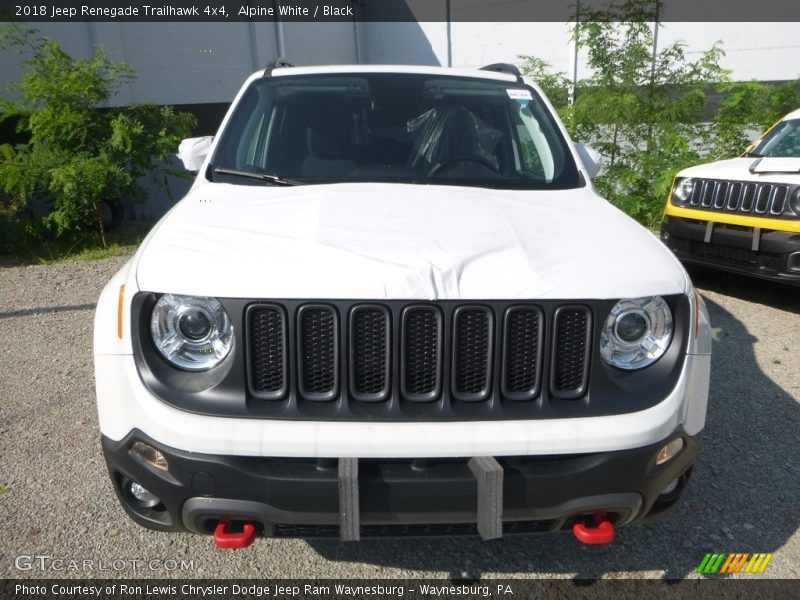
[697,553,726,574]
[745,553,773,573]
[720,553,748,573]
[697,553,773,574]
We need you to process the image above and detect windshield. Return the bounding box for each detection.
[751,118,800,157]
[209,73,581,189]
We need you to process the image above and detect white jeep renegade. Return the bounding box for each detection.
[94,62,711,547]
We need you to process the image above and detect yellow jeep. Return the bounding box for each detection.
[661,109,800,284]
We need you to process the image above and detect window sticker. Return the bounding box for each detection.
[507,88,533,100]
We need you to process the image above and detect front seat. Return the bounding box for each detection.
[301,116,358,179]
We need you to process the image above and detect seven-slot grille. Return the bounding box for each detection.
[684,178,792,217]
[247,302,591,406]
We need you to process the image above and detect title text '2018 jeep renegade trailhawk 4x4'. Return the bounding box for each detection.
[94,63,711,547]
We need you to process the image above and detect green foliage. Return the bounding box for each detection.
[0,217,154,265]
[517,55,573,111]
[710,79,800,158]
[0,24,196,249]
[519,0,800,228]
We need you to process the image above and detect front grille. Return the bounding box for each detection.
[691,242,758,266]
[297,305,338,401]
[137,294,685,422]
[401,306,443,401]
[248,300,595,412]
[452,306,493,401]
[688,241,784,270]
[686,178,794,218]
[247,305,287,399]
[550,307,591,399]
[349,306,390,401]
[501,307,542,401]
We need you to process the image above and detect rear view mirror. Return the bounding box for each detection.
[575,143,603,179]
[177,136,214,172]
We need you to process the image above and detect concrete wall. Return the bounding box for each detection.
[383,21,800,82]
[358,22,444,66]
[3,21,798,106]
[0,21,362,106]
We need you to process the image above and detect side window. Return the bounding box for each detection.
[213,85,263,169]
[511,101,555,180]
[235,105,271,170]
[212,84,278,171]
[243,112,266,167]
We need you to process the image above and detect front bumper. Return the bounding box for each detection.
[661,215,800,284]
[103,429,701,539]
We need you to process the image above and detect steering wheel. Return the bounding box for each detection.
[427,154,499,177]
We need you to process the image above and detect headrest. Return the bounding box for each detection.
[306,116,353,160]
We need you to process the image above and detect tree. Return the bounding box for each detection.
[517,55,572,111]
[520,0,800,228]
[711,79,800,158]
[0,24,196,248]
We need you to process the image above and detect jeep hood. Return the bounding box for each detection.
[678,157,800,183]
[136,183,687,300]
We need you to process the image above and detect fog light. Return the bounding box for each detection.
[131,441,169,471]
[660,478,679,496]
[656,437,684,465]
[129,482,160,508]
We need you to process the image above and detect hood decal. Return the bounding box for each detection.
[749,157,800,174]
[680,157,800,184]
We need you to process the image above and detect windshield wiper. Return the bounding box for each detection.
[211,166,299,186]
[744,151,762,158]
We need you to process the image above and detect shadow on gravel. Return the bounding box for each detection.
[307,291,800,579]
[685,265,799,315]
[0,303,96,319]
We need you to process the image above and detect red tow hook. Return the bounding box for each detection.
[572,512,615,545]
[213,520,257,549]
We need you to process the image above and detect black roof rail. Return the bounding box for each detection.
[479,63,524,83]
[263,57,294,77]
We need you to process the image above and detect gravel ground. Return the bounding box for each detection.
[0,256,797,580]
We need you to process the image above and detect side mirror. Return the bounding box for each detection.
[177,136,214,172]
[575,143,603,179]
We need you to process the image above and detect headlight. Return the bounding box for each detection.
[150,294,233,371]
[600,296,673,370]
[672,177,694,204]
